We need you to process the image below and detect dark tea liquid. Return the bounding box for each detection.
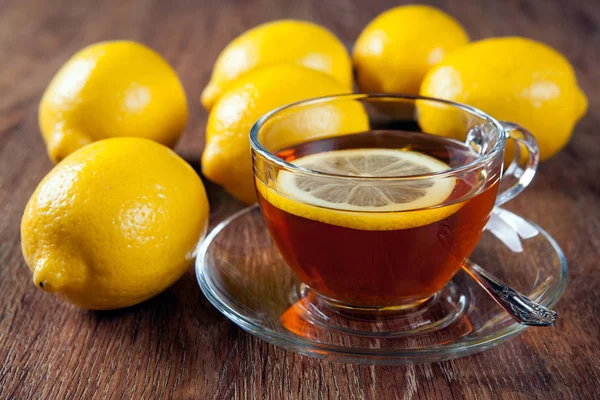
[258,131,499,308]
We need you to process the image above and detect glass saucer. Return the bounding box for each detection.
[195,206,567,365]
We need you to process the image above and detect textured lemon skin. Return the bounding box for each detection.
[21,138,209,310]
[202,64,369,204]
[201,20,353,110]
[353,5,469,95]
[39,41,188,163]
[419,37,588,161]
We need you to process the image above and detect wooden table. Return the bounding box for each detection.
[1,0,599,398]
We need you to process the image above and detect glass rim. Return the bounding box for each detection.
[249,93,507,180]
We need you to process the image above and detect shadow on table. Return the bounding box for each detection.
[89,268,224,324]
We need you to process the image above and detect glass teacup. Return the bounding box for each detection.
[250,94,538,310]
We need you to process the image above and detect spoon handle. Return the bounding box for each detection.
[461,260,557,326]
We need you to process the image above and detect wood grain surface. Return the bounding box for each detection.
[1,0,599,398]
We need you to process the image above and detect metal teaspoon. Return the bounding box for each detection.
[461,260,558,326]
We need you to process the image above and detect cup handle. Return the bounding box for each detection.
[495,122,540,206]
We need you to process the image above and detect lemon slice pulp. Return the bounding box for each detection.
[257,148,465,231]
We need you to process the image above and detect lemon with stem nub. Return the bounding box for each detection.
[21,138,209,310]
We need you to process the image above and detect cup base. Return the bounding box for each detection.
[281,282,472,338]
[305,286,432,313]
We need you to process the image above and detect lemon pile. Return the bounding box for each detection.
[202,6,587,208]
[22,6,587,310]
[25,41,209,310]
[201,20,359,203]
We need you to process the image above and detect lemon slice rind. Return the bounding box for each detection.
[258,148,465,231]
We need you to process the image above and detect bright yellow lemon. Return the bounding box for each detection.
[353,5,469,95]
[420,37,587,161]
[21,138,209,310]
[202,64,369,204]
[201,20,353,110]
[39,41,188,163]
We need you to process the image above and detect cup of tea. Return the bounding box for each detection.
[250,94,538,310]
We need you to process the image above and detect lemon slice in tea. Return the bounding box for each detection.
[278,149,455,211]
[257,148,464,230]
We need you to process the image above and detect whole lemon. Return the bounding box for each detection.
[353,5,469,95]
[21,138,209,310]
[202,64,369,204]
[419,37,588,161]
[200,20,353,110]
[39,41,188,163]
